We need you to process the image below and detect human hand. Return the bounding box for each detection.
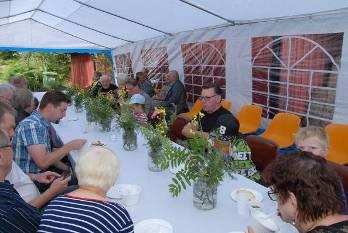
[67,139,87,150]
[47,176,71,196]
[247,226,255,233]
[33,171,60,184]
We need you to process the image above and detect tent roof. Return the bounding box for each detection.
[0,0,348,51]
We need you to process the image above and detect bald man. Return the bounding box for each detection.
[90,75,118,97]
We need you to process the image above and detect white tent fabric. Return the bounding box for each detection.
[1,0,348,125]
[0,0,348,50]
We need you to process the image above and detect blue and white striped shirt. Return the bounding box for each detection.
[13,111,51,173]
[38,195,134,233]
[0,181,41,233]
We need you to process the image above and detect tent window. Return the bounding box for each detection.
[115,53,134,77]
[141,47,169,89]
[252,33,343,126]
[181,39,226,103]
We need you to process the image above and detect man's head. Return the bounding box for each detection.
[125,78,140,96]
[0,129,13,177]
[13,88,34,113]
[8,75,28,89]
[0,102,16,139]
[0,83,16,106]
[201,83,222,113]
[136,72,146,83]
[295,126,328,157]
[94,71,102,82]
[99,75,111,89]
[164,70,179,83]
[39,91,71,123]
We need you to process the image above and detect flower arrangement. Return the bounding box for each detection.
[84,95,115,131]
[116,103,137,132]
[157,112,235,202]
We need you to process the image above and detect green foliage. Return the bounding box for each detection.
[84,96,115,130]
[157,135,235,197]
[0,51,71,91]
[116,103,137,131]
[141,125,165,151]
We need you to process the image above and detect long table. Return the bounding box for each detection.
[53,104,297,233]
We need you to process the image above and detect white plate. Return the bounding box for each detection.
[230,188,263,202]
[107,186,122,199]
[135,219,173,233]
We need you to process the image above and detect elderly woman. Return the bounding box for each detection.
[37,146,134,233]
[249,151,348,233]
[13,88,35,125]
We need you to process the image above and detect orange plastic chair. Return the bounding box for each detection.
[179,99,203,120]
[237,105,263,134]
[260,112,301,148]
[221,100,232,111]
[325,123,348,165]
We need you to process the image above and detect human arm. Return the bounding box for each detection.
[29,176,70,208]
[27,139,86,170]
[181,122,208,139]
[161,83,184,108]
[27,171,60,184]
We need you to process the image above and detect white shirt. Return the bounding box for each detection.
[6,162,40,202]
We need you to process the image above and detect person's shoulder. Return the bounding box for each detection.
[110,83,118,89]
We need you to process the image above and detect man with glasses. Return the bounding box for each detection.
[0,129,41,232]
[182,83,239,138]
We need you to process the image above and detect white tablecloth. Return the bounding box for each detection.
[53,105,297,233]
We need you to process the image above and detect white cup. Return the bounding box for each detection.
[236,193,250,217]
[120,184,142,206]
[249,211,279,233]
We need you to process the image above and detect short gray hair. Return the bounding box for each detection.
[13,88,33,110]
[0,83,15,97]
[76,146,120,191]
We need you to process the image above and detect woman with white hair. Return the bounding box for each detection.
[37,146,134,233]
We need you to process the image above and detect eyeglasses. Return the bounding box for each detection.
[267,190,278,201]
[200,95,218,101]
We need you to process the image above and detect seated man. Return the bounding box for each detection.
[136,69,155,97]
[0,129,41,233]
[12,91,86,188]
[125,78,152,114]
[160,70,188,115]
[0,102,69,207]
[182,83,239,139]
[90,74,118,97]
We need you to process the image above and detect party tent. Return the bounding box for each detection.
[1,0,348,125]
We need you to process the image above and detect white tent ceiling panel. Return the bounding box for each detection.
[0,2,9,17]
[188,0,348,21]
[40,0,81,19]
[88,0,225,34]
[0,20,104,49]
[32,11,66,27]
[9,12,34,23]
[53,20,126,48]
[67,6,162,42]
[9,0,40,15]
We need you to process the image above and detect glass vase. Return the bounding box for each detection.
[123,129,137,151]
[99,119,112,132]
[148,148,162,172]
[193,178,217,210]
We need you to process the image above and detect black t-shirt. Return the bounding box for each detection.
[201,107,239,136]
[308,220,348,232]
[98,83,118,94]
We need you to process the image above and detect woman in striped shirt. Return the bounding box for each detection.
[38,146,134,233]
